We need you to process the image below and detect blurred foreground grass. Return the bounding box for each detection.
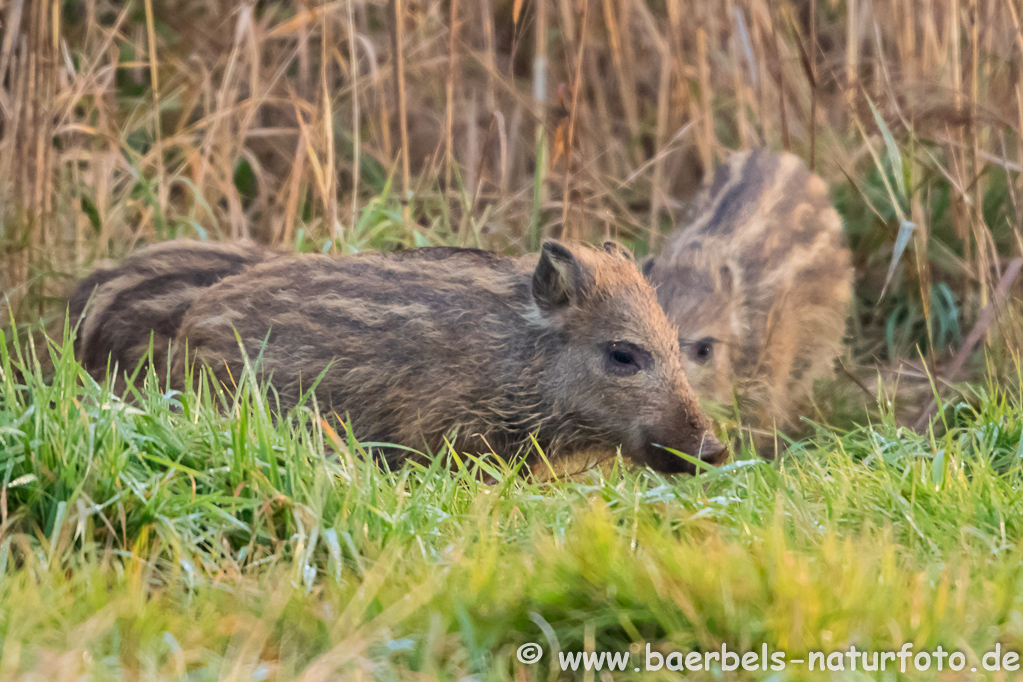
[0,329,1021,680]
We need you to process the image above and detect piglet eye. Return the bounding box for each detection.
[611,348,635,366]
[686,337,717,365]
[605,342,651,375]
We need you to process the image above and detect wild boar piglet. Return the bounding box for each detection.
[644,149,853,447]
[172,241,726,473]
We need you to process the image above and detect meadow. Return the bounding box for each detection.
[3,0,1023,679]
[2,328,1023,679]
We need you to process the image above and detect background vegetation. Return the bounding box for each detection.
[5,0,1023,374]
[2,0,1023,679]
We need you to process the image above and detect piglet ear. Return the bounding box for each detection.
[640,255,655,279]
[532,240,591,310]
[602,240,635,261]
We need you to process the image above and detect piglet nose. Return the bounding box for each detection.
[697,434,728,466]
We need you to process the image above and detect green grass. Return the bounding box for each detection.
[1,328,1022,680]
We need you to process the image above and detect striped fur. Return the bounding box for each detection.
[644,149,853,444]
[167,241,725,472]
[69,240,282,378]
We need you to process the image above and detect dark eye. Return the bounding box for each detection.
[611,348,635,366]
[605,342,651,375]
[685,337,717,365]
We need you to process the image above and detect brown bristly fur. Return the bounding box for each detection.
[165,241,724,473]
[644,149,853,451]
[68,240,283,381]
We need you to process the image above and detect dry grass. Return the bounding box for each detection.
[3,0,1023,387]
